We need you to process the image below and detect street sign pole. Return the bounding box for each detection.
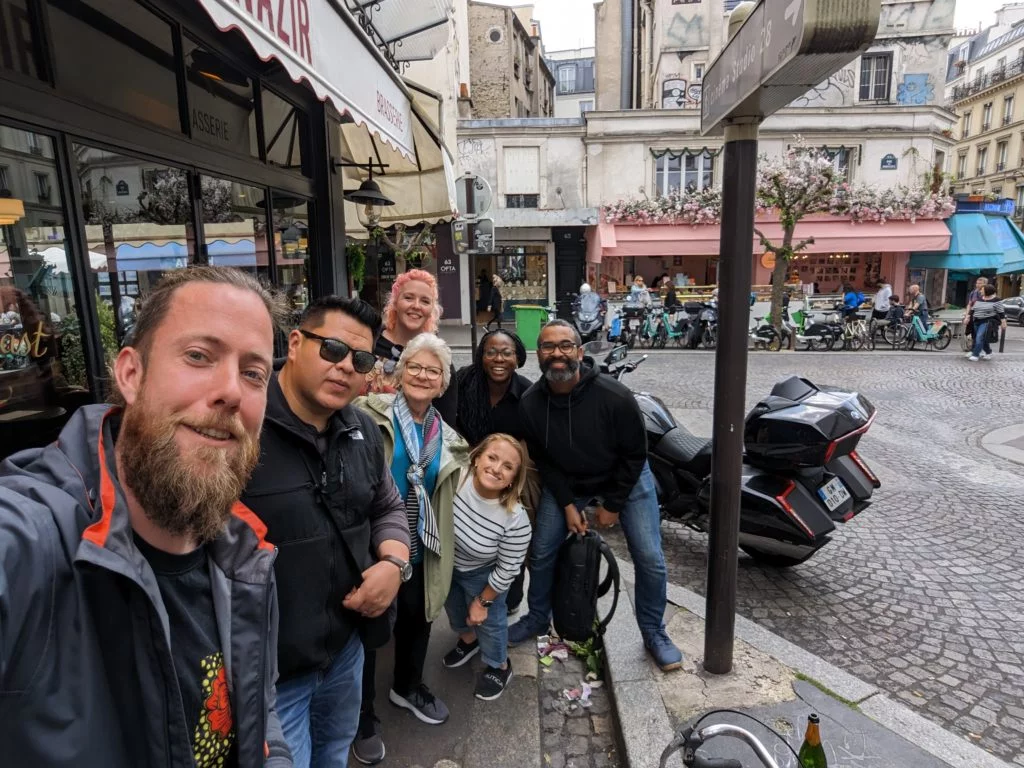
[705,118,758,674]
[463,176,479,353]
[699,0,880,674]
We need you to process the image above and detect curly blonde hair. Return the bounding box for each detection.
[383,269,441,333]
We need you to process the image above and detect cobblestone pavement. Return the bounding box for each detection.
[538,645,622,768]
[588,334,1024,764]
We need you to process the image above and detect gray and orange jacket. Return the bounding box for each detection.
[0,405,292,767]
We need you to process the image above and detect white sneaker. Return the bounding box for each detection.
[980,352,992,359]
[967,355,980,361]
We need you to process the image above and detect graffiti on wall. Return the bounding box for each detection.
[665,13,708,49]
[662,77,703,109]
[896,74,934,105]
[790,67,856,108]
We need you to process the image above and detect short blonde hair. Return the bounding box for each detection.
[466,434,527,513]
[396,333,452,392]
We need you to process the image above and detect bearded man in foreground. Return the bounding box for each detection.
[0,267,293,767]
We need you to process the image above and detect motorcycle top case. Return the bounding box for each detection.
[743,376,875,470]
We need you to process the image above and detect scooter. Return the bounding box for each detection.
[584,341,880,567]
[572,292,606,344]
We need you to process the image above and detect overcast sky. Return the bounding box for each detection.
[490,0,597,51]
[493,0,1010,51]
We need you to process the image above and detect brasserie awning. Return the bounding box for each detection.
[195,0,416,157]
[909,213,1024,271]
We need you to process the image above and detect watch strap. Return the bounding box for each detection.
[382,555,411,580]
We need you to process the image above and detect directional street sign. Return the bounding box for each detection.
[701,0,881,134]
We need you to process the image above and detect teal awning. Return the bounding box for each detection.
[908,214,1020,270]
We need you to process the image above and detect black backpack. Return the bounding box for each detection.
[552,530,620,643]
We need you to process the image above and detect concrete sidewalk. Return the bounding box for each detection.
[603,560,1012,768]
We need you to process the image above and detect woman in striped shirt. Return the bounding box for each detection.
[967,284,1007,361]
[442,433,532,701]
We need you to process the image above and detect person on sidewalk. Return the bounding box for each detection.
[353,334,469,765]
[871,278,892,322]
[442,433,531,701]
[454,329,539,615]
[966,284,1007,362]
[507,320,683,672]
[963,276,988,341]
[485,274,504,331]
[0,267,292,766]
[241,296,411,767]
[364,269,457,424]
[908,283,930,328]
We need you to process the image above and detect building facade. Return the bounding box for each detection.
[547,48,596,118]
[466,2,555,119]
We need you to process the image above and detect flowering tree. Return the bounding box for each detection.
[755,144,840,332]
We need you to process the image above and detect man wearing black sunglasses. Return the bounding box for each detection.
[242,296,411,767]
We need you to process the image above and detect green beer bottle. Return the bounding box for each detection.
[798,713,827,768]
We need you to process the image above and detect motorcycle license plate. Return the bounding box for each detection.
[817,477,851,512]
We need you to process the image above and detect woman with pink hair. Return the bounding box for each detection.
[364,268,458,424]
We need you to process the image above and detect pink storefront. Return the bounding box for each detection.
[586,214,952,298]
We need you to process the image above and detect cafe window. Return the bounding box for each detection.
[271,193,312,326]
[262,88,310,176]
[200,176,271,283]
[494,245,547,302]
[184,38,260,158]
[48,0,181,132]
[0,0,44,81]
[1,126,93,458]
[73,143,197,349]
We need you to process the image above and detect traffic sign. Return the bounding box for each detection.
[471,218,495,254]
[451,220,468,254]
[701,0,880,134]
[455,174,493,218]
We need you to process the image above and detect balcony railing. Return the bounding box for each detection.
[982,121,992,131]
[997,162,1007,171]
[1005,114,1015,125]
[953,57,1024,101]
[977,166,987,176]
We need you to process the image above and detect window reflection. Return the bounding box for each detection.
[1,127,91,458]
[0,0,42,81]
[272,194,310,326]
[200,176,270,283]
[74,143,195,349]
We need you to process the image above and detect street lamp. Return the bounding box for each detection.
[0,190,25,226]
[339,157,395,229]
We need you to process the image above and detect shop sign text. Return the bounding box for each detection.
[237,0,312,65]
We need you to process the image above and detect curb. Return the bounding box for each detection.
[603,559,1011,768]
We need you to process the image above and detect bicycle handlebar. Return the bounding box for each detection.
[660,723,782,768]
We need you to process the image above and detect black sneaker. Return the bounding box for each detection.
[443,638,480,668]
[474,658,513,701]
[350,713,385,765]
[389,684,450,725]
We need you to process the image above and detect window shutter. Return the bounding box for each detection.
[504,147,540,194]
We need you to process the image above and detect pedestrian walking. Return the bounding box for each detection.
[0,267,293,767]
[966,284,1007,361]
[872,278,892,321]
[242,296,412,767]
[485,274,504,330]
[442,434,531,701]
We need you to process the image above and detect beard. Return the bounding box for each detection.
[118,393,260,545]
[541,355,580,383]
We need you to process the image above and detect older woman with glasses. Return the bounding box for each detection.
[353,334,468,764]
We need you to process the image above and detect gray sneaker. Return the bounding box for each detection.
[389,684,450,725]
[351,714,385,765]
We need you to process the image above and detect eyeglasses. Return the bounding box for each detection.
[538,340,579,354]
[483,348,517,360]
[405,362,444,381]
[300,330,377,374]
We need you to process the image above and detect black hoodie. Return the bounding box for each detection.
[518,358,647,513]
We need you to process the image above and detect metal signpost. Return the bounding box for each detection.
[453,174,495,352]
[699,0,881,674]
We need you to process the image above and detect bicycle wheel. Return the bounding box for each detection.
[846,332,863,351]
[702,327,718,349]
[765,328,782,352]
[933,326,952,350]
[883,323,904,347]
[655,325,668,349]
[808,334,832,351]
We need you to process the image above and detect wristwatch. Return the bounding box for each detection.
[475,594,495,608]
[382,555,413,583]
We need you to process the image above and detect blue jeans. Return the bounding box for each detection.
[972,320,992,356]
[445,565,510,668]
[521,462,669,639]
[276,632,364,768]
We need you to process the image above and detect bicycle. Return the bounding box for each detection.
[895,314,952,351]
[834,311,872,351]
[660,709,804,768]
[638,306,665,349]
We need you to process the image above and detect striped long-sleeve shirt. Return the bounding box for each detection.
[453,480,532,594]
[972,297,1005,322]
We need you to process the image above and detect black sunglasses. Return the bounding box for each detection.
[300,330,377,373]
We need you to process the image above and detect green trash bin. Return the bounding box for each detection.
[513,304,550,351]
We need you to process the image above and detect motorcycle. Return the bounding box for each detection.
[572,292,606,344]
[678,301,705,349]
[584,341,880,567]
[695,301,719,349]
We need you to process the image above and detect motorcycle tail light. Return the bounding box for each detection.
[775,480,814,538]
[849,450,880,487]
